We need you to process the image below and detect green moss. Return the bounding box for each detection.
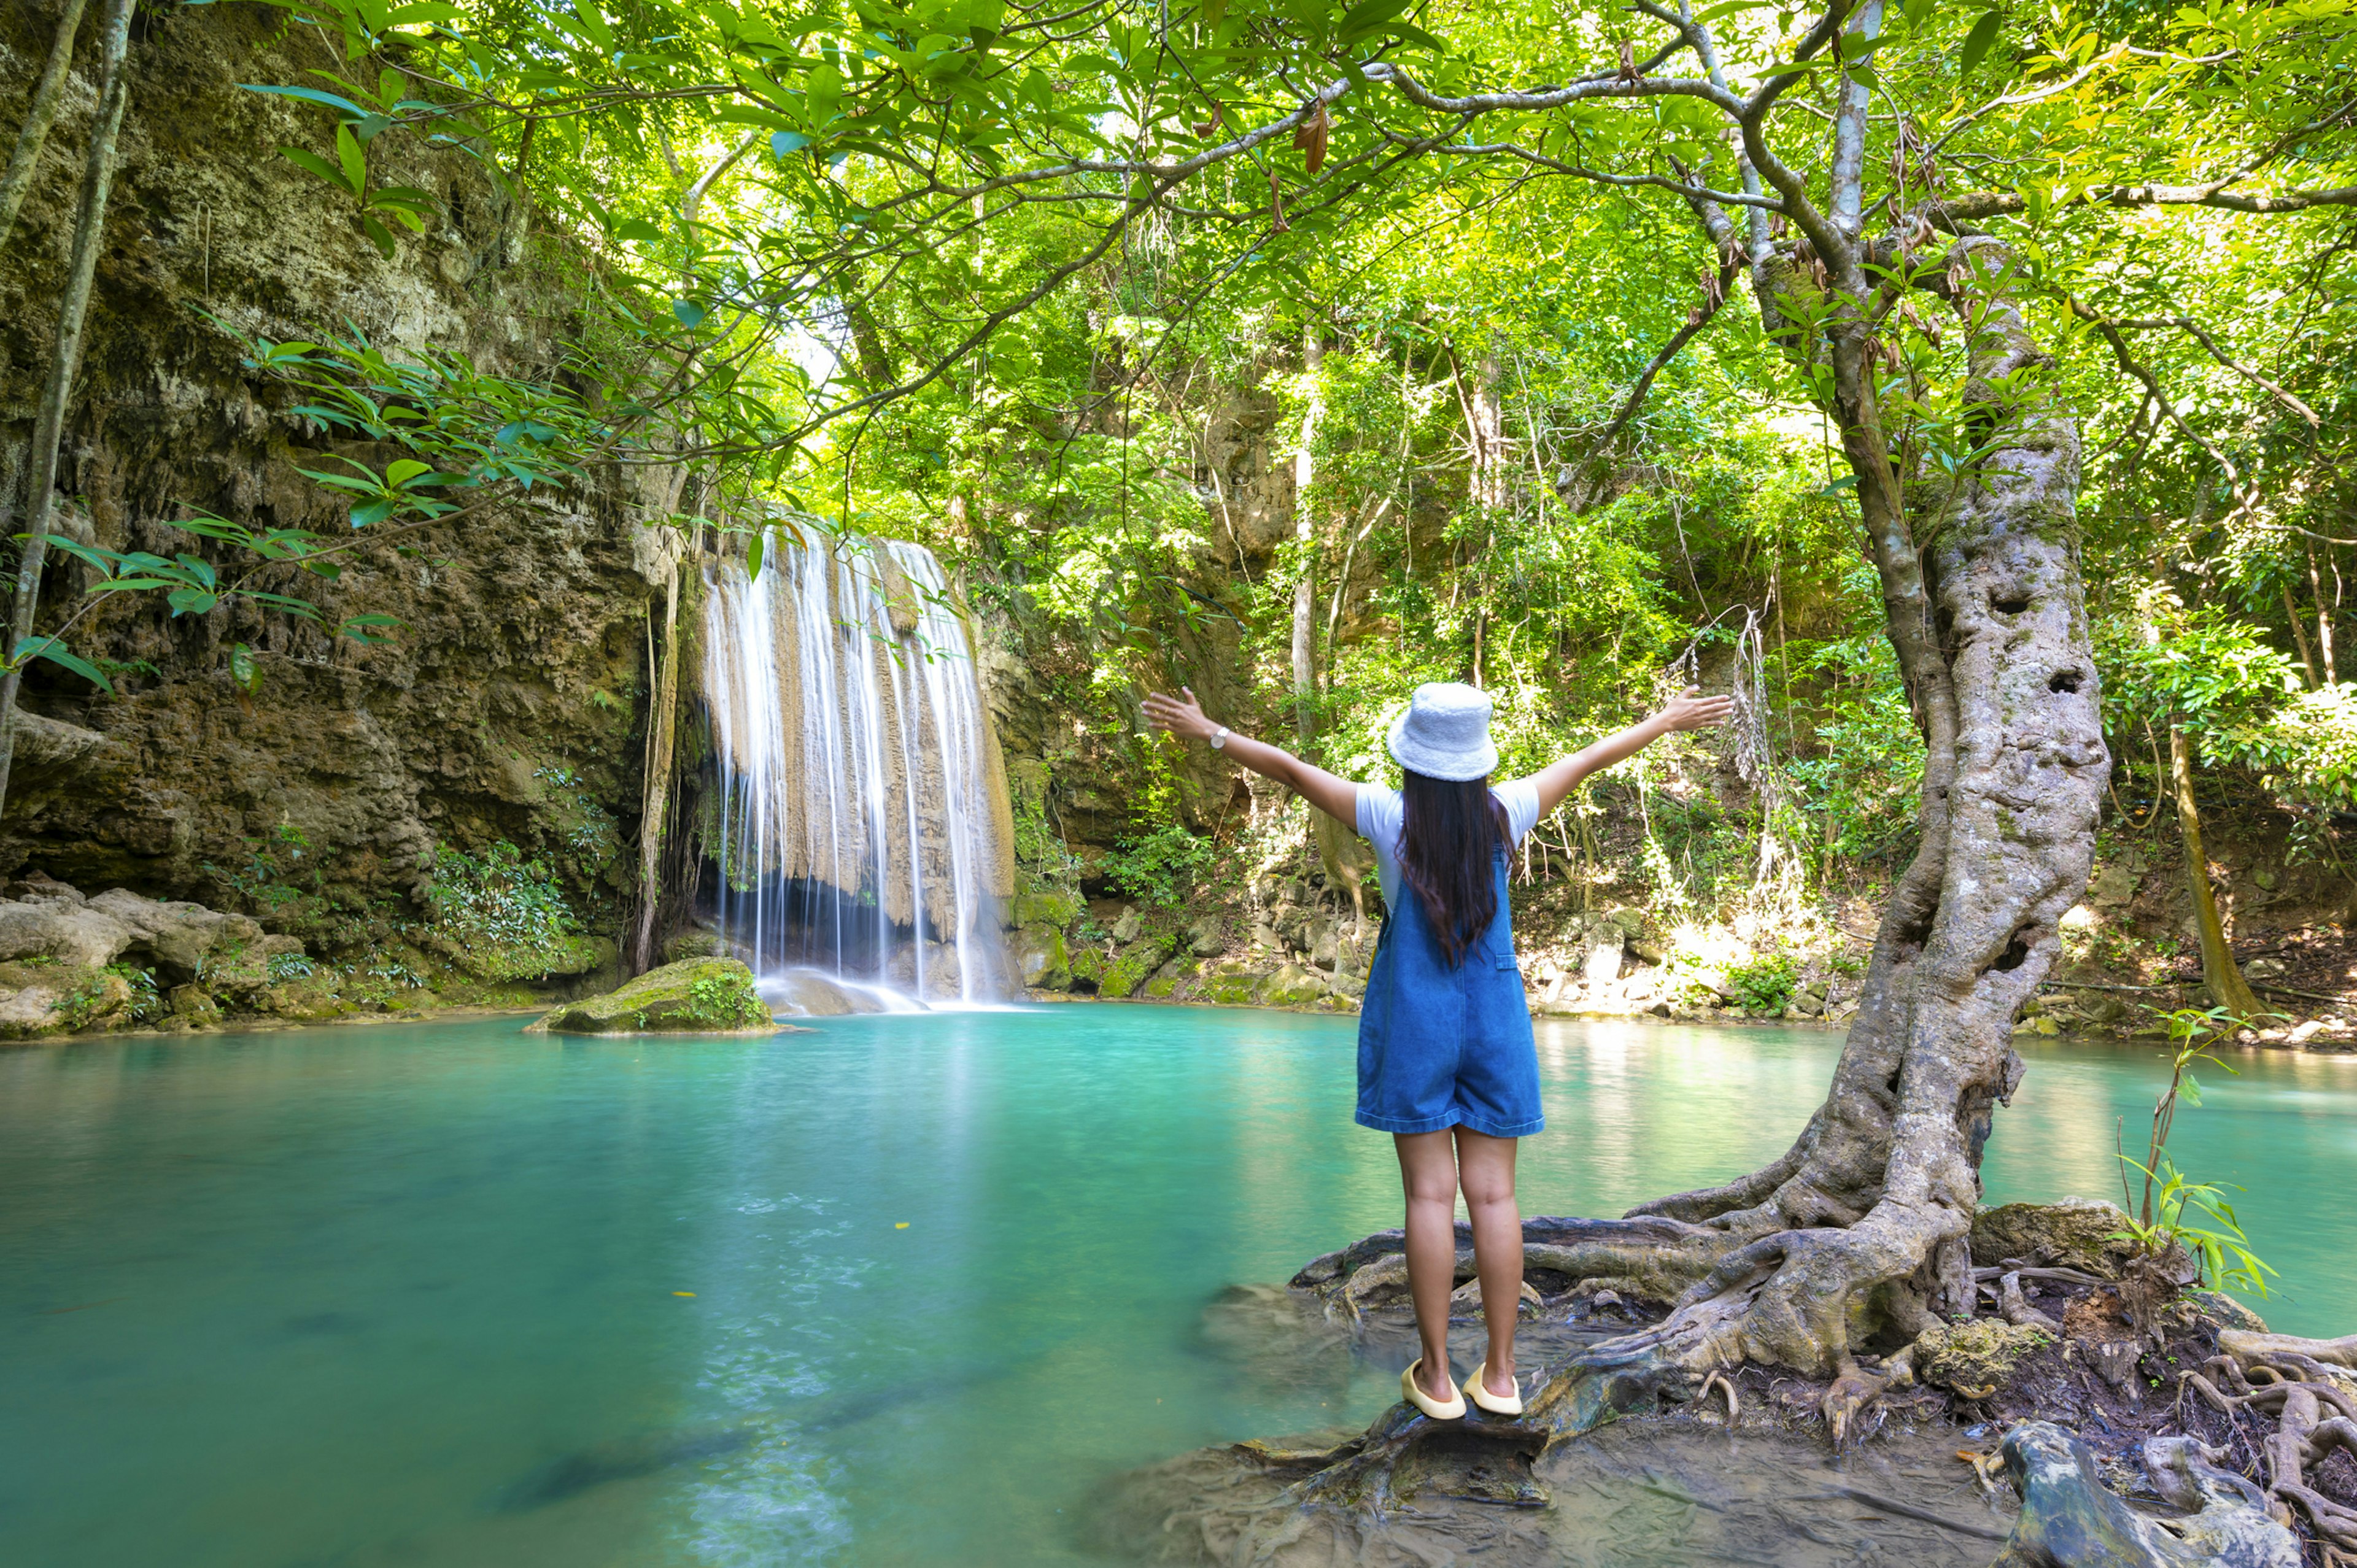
[532,958,777,1035]
[1010,887,1082,928]
[1202,973,1263,1004]
[1913,1319,2053,1392]
[1068,946,1107,989]
[1099,935,1178,1000]
[1012,922,1070,989]
[1256,965,1329,1008]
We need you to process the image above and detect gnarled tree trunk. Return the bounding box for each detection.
[1199,236,2112,1527]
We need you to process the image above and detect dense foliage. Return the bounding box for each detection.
[94,0,2357,917]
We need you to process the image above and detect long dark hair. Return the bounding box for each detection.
[1399,768,1507,968]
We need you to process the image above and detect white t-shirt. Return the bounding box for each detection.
[1355,778,1542,914]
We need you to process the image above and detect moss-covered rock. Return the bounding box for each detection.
[1143,956,1199,1000]
[1013,922,1071,989]
[0,959,163,1038]
[1068,946,1107,991]
[528,958,781,1035]
[424,927,617,985]
[254,971,358,1021]
[1099,935,1177,1000]
[1258,964,1329,1008]
[1912,1318,2054,1394]
[661,929,730,963]
[1010,887,1082,929]
[1200,967,1265,1005]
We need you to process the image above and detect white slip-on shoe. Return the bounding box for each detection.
[1400,1358,1466,1420]
[1465,1359,1523,1416]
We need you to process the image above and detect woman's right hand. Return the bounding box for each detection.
[1142,687,1218,743]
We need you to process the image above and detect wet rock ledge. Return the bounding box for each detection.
[0,871,308,1037]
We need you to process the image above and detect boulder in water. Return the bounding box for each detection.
[766,970,873,1016]
[528,959,784,1035]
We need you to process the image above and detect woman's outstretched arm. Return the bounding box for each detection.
[1525,689,1735,818]
[1142,687,1363,826]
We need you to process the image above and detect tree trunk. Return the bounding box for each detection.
[1205,239,2113,1526]
[632,565,683,974]
[0,0,95,253]
[1288,325,1368,919]
[1601,234,2110,1410]
[2284,582,2320,687]
[2170,725,2261,1018]
[1469,352,1506,511]
[2309,544,2339,685]
[0,0,135,824]
[1290,324,1320,754]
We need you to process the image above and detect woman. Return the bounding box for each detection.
[1142,680,1731,1420]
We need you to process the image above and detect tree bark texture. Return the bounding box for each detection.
[1468,352,1506,512]
[632,565,684,974]
[0,0,136,824]
[2169,725,2261,1018]
[0,0,95,254]
[1290,325,1320,754]
[1222,238,2114,1522]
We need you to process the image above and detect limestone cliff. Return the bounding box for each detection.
[0,4,670,968]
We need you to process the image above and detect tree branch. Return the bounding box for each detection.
[1938,182,2357,219]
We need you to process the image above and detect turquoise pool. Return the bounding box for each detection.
[3,1008,2350,1566]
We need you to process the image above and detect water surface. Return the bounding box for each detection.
[3,1008,2350,1566]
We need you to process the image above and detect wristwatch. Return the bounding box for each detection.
[1210,726,1229,750]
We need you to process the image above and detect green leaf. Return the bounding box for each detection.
[613,217,665,244]
[385,458,433,487]
[166,587,220,617]
[568,0,614,52]
[280,145,358,194]
[673,298,709,328]
[15,635,112,692]
[1958,9,2003,79]
[243,83,372,119]
[361,213,398,258]
[335,123,368,191]
[772,130,812,158]
[747,531,766,582]
[229,641,265,696]
[339,612,404,644]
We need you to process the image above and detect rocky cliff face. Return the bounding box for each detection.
[0,4,669,972]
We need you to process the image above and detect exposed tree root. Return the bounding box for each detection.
[2184,1332,2357,1558]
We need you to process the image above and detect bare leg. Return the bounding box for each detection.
[1393,1129,1460,1402]
[1455,1127,1521,1397]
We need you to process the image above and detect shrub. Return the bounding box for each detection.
[1102,824,1212,908]
[428,841,576,948]
[1725,952,1799,1013]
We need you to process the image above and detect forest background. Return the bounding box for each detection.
[4,0,2357,1037]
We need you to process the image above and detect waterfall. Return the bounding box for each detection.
[700,530,1013,1006]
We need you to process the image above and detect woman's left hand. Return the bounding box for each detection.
[1144,687,1218,743]
[1656,688,1736,732]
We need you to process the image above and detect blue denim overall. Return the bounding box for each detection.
[1355,850,1544,1138]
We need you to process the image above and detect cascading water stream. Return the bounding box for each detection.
[700,530,1012,1008]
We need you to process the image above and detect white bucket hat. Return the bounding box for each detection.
[1387,682,1497,782]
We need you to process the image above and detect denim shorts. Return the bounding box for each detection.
[1353,852,1542,1139]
